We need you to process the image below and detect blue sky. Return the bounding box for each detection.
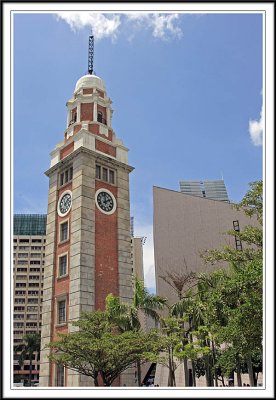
[13,11,263,290]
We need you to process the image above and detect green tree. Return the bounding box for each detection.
[48,311,165,387]
[160,268,197,386]
[105,276,167,385]
[199,181,263,387]
[17,333,40,386]
[147,316,182,387]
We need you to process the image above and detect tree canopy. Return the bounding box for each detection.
[48,311,165,386]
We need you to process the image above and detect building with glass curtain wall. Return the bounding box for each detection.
[179,180,229,202]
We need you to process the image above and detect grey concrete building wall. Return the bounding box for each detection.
[39,171,58,387]
[117,166,134,306]
[153,186,259,306]
[132,237,144,280]
[67,150,96,387]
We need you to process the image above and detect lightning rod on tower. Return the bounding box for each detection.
[88,35,94,75]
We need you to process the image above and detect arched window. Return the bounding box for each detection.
[97,111,103,123]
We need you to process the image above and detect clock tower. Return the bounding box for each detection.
[39,42,134,387]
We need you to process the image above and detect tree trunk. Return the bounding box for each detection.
[247,354,255,386]
[172,369,176,387]
[204,354,213,387]
[211,340,218,387]
[206,338,214,387]
[188,323,196,387]
[181,321,189,386]
[236,356,242,387]
[168,348,172,386]
[204,355,209,386]
[191,360,196,387]
[136,360,142,386]
[28,352,33,386]
[168,347,176,387]
[183,357,189,386]
[254,372,259,386]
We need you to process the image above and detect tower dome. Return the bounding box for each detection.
[74,74,105,93]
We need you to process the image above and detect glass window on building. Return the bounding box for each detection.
[95,165,116,185]
[57,300,66,324]
[59,255,67,277]
[60,221,68,242]
[56,364,65,386]
[102,167,108,182]
[109,170,115,184]
[59,166,73,187]
[96,164,101,179]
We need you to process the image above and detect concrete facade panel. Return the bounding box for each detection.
[153,186,260,306]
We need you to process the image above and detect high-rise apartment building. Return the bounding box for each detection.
[13,214,46,384]
[179,180,229,202]
[39,60,134,385]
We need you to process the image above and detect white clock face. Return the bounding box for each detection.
[57,191,72,217]
[95,189,116,215]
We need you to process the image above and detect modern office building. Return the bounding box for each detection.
[153,185,261,386]
[39,48,135,386]
[13,214,46,384]
[153,186,257,307]
[179,180,229,202]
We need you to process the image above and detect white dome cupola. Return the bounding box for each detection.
[74,74,106,94]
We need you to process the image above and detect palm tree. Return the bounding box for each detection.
[194,271,231,387]
[18,333,41,386]
[106,275,167,385]
[160,269,197,386]
[170,290,198,386]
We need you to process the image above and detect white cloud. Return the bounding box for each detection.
[126,13,182,39]
[152,14,183,39]
[56,12,121,40]
[249,105,263,146]
[55,12,183,41]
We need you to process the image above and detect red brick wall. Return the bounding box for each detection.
[95,139,116,157]
[95,181,118,310]
[88,123,99,135]
[83,88,93,95]
[60,142,74,160]
[88,123,113,142]
[73,124,81,135]
[81,103,93,121]
[50,183,72,385]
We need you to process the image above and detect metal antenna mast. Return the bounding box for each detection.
[88,35,94,75]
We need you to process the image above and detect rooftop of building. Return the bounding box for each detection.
[154,185,233,204]
[14,214,47,236]
[179,179,229,202]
